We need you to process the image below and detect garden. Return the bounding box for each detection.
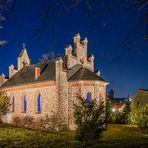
[0,124,147,148]
[0,92,148,147]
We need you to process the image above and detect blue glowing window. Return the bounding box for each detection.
[86,92,91,106]
[37,94,41,112]
[24,95,27,112]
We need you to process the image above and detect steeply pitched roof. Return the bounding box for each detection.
[67,64,82,79]
[68,67,106,82]
[1,60,56,88]
[1,59,107,88]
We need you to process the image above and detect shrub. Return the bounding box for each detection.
[109,102,131,124]
[129,104,148,128]
[39,112,65,132]
[13,116,34,128]
[109,112,127,124]
[21,116,34,128]
[0,91,10,121]
[73,95,106,145]
[106,96,112,123]
[13,116,21,126]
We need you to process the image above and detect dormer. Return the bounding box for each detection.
[17,44,30,71]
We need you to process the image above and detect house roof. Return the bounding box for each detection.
[68,66,106,82]
[133,89,148,108]
[1,60,56,88]
[113,102,125,110]
[1,58,107,88]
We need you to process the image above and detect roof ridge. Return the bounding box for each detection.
[138,89,148,91]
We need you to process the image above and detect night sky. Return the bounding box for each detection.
[0,0,148,97]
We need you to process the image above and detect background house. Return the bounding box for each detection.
[133,89,148,108]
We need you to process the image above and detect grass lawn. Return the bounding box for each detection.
[0,124,148,148]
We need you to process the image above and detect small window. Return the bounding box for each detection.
[37,94,41,112]
[24,95,27,112]
[12,96,15,112]
[86,92,91,106]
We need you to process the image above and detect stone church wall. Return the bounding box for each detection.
[2,82,58,124]
[68,81,106,130]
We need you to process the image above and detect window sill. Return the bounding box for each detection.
[36,112,41,114]
[22,111,26,113]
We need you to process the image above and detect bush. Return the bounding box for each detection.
[13,116,34,128]
[73,95,106,145]
[109,102,131,124]
[39,112,65,132]
[109,112,127,124]
[22,116,34,128]
[13,116,21,125]
[129,104,148,128]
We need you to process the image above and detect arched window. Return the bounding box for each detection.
[86,92,91,106]
[37,94,41,112]
[12,96,15,112]
[24,95,27,112]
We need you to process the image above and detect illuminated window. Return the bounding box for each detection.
[37,94,41,112]
[86,92,91,106]
[24,95,27,112]
[12,96,15,112]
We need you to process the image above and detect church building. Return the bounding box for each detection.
[0,33,108,130]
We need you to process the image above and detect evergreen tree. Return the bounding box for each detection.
[108,89,114,101]
[0,91,10,122]
[73,95,106,145]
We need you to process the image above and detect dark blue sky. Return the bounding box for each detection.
[0,0,148,97]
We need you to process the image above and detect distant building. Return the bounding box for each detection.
[0,33,108,130]
[133,89,148,108]
[111,97,130,113]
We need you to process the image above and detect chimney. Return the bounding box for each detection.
[95,70,101,76]
[81,37,88,47]
[0,73,6,86]
[35,67,41,79]
[65,45,72,56]
[88,54,94,62]
[74,33,80,45]
[9,64,14,78]
[88,54,94,71]
[9,64,18,78]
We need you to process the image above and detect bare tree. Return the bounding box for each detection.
[0,0,148,64]
[0,0,16,46]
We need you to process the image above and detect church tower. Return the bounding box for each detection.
[74,33,88,63]
[17,44,30,71]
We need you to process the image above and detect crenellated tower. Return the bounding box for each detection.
[64,33,95,72]
[74,33,88,62]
